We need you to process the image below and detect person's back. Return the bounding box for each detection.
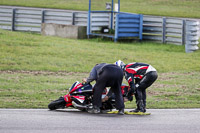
[124,62,156,79]
[85,63,125,114]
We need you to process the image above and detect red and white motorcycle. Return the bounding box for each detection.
[48,81,131,111]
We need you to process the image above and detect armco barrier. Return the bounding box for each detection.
[14,8,42,32]
[185,20,199,53]
[0,7,12,30]
[90,12,110,32]
[142,15,199,52]
[143,16,185,45]
[0,6,87,32]
[0,6,199,52]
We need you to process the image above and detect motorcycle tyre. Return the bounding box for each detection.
[48,97,66,110]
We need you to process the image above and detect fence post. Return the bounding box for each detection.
[139,14,143,40]
[72,12,75,25]
[114,14,119,42]
[162,17,166,43]
[182,20,186,45]
[87,0,91,38]
[41,10,45,23]
[11,8,16,31]
[110,0,114,29]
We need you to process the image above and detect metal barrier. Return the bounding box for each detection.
[87,12,143,42]
[0,6,199,52]
[0,6,87,32]
[14,8,42,32]
[143,15,199,52]
[185,20,199,53]
[0,7,12,30]
[90,11,110,32]
[115,13,143,41]
[143,16,185,45]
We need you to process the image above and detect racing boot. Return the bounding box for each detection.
[88,105,101,114]
[137,100,145,112]
[130,103,140,112]
[118,108,124,115]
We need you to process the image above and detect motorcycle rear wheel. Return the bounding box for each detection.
[48,97,66,110]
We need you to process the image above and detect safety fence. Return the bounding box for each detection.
[185,20,199,52]
[115,13,143,41]
[143,16,185,45]
[142,15,199,52]
[0,6,87,32]
[87,11,143,41]
[0,6,199,52]
[90,11,110,32]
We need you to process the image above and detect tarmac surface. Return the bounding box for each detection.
[0,109,200,133]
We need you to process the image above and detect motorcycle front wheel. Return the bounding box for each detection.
[48,97,66,110]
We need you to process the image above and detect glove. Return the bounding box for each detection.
[130,86,136,94]
[126,86,135,102]
[127,92,133,101]
[129,82,136,94]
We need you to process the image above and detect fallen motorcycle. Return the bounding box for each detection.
[48,81,131,112]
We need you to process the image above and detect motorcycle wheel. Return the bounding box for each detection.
[48,97,66,110]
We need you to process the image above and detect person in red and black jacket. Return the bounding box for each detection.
[115,60,158,113]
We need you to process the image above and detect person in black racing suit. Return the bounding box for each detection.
[115,60,158,113]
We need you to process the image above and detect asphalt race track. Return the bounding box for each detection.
[0,109,200,133]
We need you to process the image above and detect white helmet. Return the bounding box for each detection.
[115,60,125,69]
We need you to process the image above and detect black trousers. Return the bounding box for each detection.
[93,65,124,110]
[135,71,158,106]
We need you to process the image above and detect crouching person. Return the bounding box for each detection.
[115,60,158,113]
[83,63,125,115]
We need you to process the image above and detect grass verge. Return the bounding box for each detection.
[0,71,199,109]
[0,29,200,109]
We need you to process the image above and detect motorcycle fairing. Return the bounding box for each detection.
[69,83,83,94]
[71,96,85,104]
[70,83,93,94]
[63,94,72,107]
[63,95,86,107]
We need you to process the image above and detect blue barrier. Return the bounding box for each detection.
[114,13,143,42]
[87,0,143,42]
[87,12,143,42]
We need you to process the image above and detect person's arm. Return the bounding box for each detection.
[102,89,113,102]
[125,72,136,94]
[86,67,97,83]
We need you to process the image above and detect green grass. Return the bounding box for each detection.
[0,71,88,108]
[1,29,200,73]
[0,29,200,109]
[1,71,200,109]
[0,0,200,18]
[125,72,200,109]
